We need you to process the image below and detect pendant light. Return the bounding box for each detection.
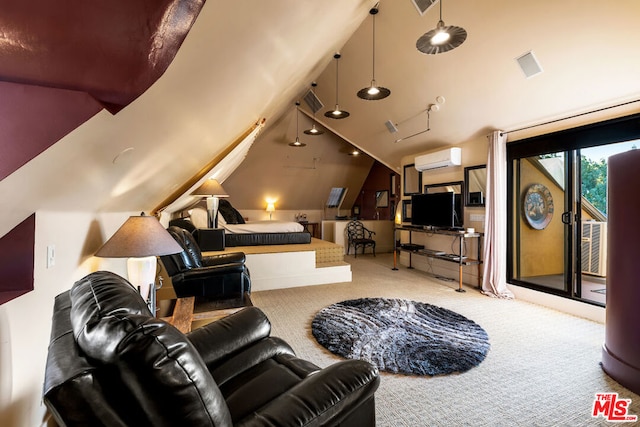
[416,0,467,54]
[303,82,324,135]
[324,53,350,119]
[289,102,306,147]
[357,5,390,100]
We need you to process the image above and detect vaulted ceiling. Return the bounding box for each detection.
[1,0,640,233]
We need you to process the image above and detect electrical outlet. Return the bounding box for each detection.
[470,214,485,223]
[47,245,55,268]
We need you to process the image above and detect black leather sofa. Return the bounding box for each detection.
[160,226,251,298]
[43,271,380,426]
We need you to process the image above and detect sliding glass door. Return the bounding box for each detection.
[507,113,640,306]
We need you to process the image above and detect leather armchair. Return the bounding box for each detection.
[160,226,250,298]
[43,271,380,426]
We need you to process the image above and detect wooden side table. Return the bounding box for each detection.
[299,221,320,238]
[163,293,253,334]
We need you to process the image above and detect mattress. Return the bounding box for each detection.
[220,220,304,234]
[225,231,311,247]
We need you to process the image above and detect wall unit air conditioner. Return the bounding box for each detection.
[581,221,607,277]
[415,148,462,171]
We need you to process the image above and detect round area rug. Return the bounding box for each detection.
[311,298,490,376]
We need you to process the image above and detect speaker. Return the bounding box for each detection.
[385,120,398,133]
[516,51,543,78]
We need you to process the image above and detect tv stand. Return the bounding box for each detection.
[393,226,483,292]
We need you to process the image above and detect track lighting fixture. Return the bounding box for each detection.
[394,104,439,143]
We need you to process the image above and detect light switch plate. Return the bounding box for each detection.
[47,245,55,268]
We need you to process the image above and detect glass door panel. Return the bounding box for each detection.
[513,152,572,295]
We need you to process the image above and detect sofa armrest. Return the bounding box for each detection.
[235,360,380,426]
[188,307,270,366]
[202,252,246,266]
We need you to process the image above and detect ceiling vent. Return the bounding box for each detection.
[303,89,324,113]
[516,51,543,78]
[411,0,438,16]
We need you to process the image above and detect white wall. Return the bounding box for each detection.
[0,211,132,426]
[238,209,324,223]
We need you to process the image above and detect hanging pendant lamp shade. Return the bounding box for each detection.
[289,102,307,147]
[304,82,324,135]
[324,54,350,119]
[303,123,323,135]
[416,0,467,54]
[357,6,390,101]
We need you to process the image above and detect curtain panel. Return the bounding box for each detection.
[482,131,514,298]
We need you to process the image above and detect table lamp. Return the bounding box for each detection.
[95,213,183,313]
[191,179,229,228]
[266,202,275,220]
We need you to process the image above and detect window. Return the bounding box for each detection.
[326,187,347,209]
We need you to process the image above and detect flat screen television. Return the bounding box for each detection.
[411,192,462,229]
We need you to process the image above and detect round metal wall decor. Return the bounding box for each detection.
[522,183,554,230]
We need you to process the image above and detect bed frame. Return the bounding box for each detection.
[225,231,311,247]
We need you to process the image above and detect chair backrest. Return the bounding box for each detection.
[346,220,367,240]
[44,271,233,427]
[161,226,204,276]
[168,217,197,233]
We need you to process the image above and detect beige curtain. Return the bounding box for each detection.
[482,131,514,298]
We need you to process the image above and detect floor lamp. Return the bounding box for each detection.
[191,179,229,228]
[95,213,183,314]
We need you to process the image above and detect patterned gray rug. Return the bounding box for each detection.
[311,298,490,376]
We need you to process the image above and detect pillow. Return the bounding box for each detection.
[218,199,245,224]
[189,207,209,229]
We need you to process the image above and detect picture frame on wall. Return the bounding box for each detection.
[375,190,389,208]
[402,200,412,222]
[403,164,422,195]
[390,173,397,197]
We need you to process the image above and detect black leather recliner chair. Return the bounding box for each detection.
[43,271,380,426]
[159,226,250,298]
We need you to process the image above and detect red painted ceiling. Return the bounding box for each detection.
[0,0,205,181]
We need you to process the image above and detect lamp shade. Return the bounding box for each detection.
[191,179,229,197]
[266,203,275,213]
[95,214,183,258]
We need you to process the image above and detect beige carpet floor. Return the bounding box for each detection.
[250,253,639,426]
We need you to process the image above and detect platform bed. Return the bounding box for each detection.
[203,238,351,291]
[216,199,312,247]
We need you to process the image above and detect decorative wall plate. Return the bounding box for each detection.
[523,183,554,230]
